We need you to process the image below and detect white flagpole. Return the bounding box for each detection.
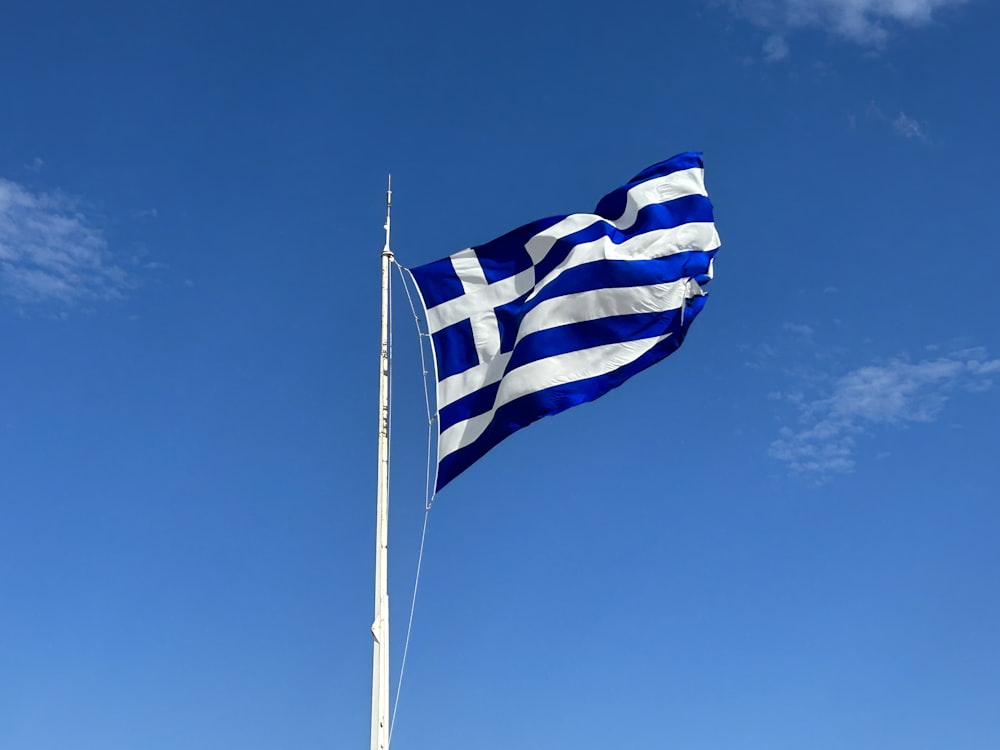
[371,177,392,750]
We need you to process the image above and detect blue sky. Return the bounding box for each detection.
[2,1,998,748]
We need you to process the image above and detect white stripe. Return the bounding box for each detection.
[520,280,694,337]
[525,167,706,265]
[438,353,512,412]
[528,222,719,301]
[425,222,719,334]
[439,333,673,459]
[437,280,696,409]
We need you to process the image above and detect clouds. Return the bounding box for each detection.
[0,178,131,306]
[860,101,931,141]
[782,321,816,338]
[892,112,928,140]
[763,33,791,60]
[769,348,1000,478]
[725,0,970,56]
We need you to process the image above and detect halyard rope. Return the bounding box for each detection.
[388,260,438,742]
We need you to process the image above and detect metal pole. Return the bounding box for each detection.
[371,177,392,750]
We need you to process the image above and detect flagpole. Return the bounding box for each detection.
[371,177,392,750]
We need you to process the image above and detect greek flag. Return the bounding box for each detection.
[410,152,720,491]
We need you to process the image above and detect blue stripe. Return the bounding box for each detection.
[593,152,703,219]
[436,297,707,491]
[437,306,691,431]
[523,251,716,321]
[439,380,502,432]
[533,194,714,282]
[506,307,688,374]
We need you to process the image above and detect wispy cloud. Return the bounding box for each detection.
[858,101,931,142]
[783,321,816,338]
[724,0,970,57]
[0,178,132,306]
[763,33,790,61]
[769,348,1000,478]
[892,112,928,140]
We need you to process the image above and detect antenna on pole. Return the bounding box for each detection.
[383,175,392,254]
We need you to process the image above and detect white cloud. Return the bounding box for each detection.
[893,112,928,140]
[725,0,970,53]
[783,321,816,337]
[860,102,930,141]
[769,348,999,478]
[763,33,790,60]
[0,178,131,306]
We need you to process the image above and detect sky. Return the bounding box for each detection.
[1,1,998,748]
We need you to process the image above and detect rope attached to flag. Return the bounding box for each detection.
[387,261,439,742]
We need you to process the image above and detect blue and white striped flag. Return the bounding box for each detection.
[410,152,720,491]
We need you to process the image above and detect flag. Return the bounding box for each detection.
[409,152,720,491]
